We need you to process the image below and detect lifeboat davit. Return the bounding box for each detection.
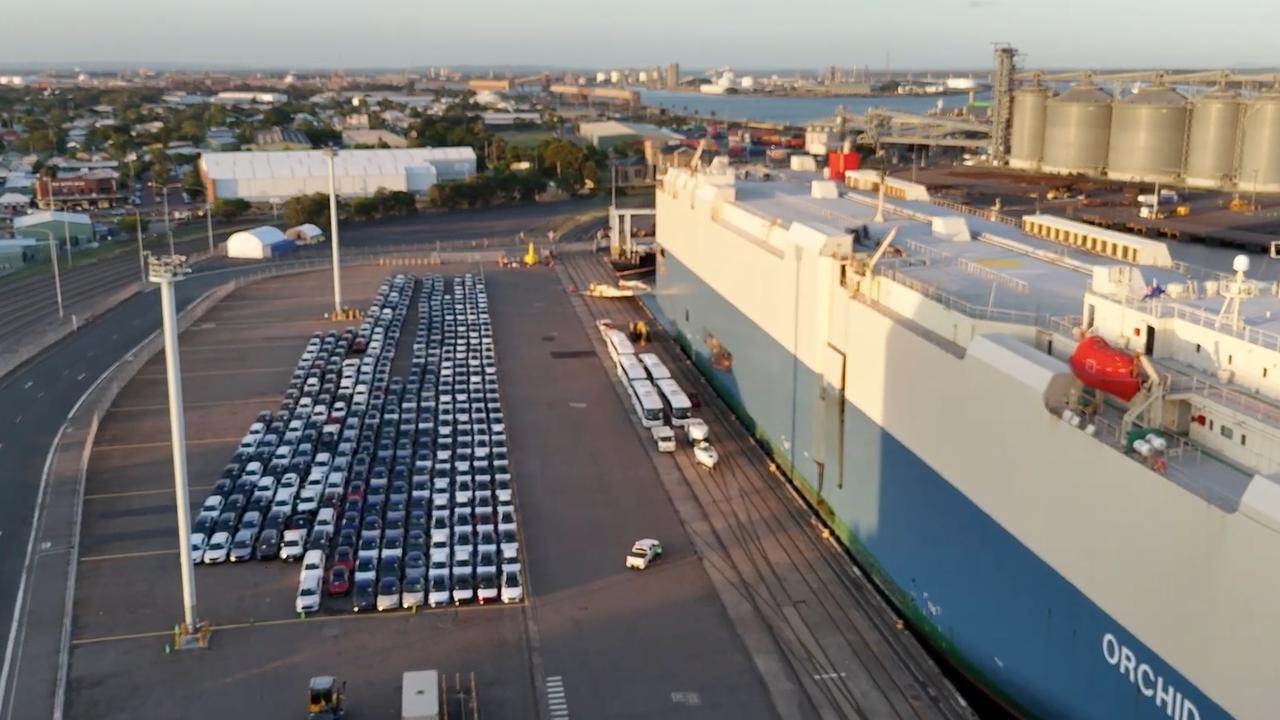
[1069,336,1141,401]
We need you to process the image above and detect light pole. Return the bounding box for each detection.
[146,252,201,644]
[205,201,214,254]
[322,148,343,316]
[47,200,74,268]
[131,208,146,283]
[156,184,174,255]
[29,228,64,319]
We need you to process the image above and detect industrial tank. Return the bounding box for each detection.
[1239,91,1280,193]
[1184,90,1242,189]
[1106,87,1189,183]
[1042,84,1113,176]
[1009,85,1051,170]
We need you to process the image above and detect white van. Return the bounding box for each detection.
[651,425,676,453]
[685,418,710,444]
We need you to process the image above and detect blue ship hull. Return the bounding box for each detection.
[648,252,1228,720]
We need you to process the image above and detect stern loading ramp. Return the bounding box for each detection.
[559,251,975,720]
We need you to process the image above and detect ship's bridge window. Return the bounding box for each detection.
[1221,425,1234,440]
[1241,434,1247,447]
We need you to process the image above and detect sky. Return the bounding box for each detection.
[3,0,1277,72]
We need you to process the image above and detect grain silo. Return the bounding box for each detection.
[1009,85,1051,170]
[1238,91,1280,193]
[1106,86,1188,183]
[1184,90,1241,189]
[1042,83,1113,176]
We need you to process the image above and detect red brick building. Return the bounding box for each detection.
[34,171,124,209]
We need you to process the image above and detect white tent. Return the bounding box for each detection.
[285,223,325,245]
[226,226,288,259]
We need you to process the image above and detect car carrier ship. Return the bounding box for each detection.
[648,161,1280,719]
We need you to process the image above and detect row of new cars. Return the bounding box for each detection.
[194,272,524,615]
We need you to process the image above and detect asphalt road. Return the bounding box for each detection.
[489,268,775,718]
[0,200,611,712]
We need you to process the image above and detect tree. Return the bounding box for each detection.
[283,193,332,228]
[212,198,251,221]
[116,215,148,234]
[300,124,341,148]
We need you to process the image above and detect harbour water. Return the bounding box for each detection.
[636,89,992,125]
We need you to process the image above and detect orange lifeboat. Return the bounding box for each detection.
[1069,336,1140,401]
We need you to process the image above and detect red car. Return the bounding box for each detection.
[327,566,351,597]
[350,338,367,354]
[331,546,356,574]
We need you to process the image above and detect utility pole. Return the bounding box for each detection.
[159,185,174,255]
[205,201,214,254]
[146,253,202,646]
[132,208,146,283]
[323,148,343,316]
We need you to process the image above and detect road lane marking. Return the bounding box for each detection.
[80,549,176,562]
[92,437,241,451]
[110,396,278,412]
[76,373,85,381]
[84,488,173,500]
[21,382,31,390]
[12,416,19,424]
[544,677,570,719]
[70,601,524,646]
[135,366,293,379]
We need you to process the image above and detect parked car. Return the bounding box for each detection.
[428,573,451,608]
[501,569,524,604]
[327,566,351,597]
[256,529,281,561]
[476,569,499,604]
[279,529,306,561]
[376,577,401,611]
[626,538,663,570]
[203,532,231,564]
[229,530,256,562]
[296,572,322,614]
[190,533,208,564]
[401,575,426,609]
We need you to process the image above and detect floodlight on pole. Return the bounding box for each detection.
[146,252,201,641]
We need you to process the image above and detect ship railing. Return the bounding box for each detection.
[1090,411,1206,476]
[955,257,1030,294]
[877,267,1040,325]
[1148,301,1280,353]
[1165,367,1280,428]
[902,238,954,266]
[927,197,1021,227]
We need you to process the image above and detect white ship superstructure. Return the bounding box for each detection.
[650,161,1280,719]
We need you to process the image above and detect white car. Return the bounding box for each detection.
[401,576,426,609]
[314,508,336,533]
[279,473,301,492]
[693,441,719,469]
[296,571,322,614]
[476,569,499,604]
[427,573,451,608]
[501,569,524,604]
[625,538,663,570]
[300,549,326,579]
[190,532,208,564]
[279,529,306,561]
[198,495,224,520]
[651,425,676,453]
[272,488,296,514]
[296,488,320,514]
[203,532,232,564]
[685,418,710,444]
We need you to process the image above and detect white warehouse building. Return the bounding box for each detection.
[199,148,477,202]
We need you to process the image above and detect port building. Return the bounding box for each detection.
[197,148,477,202]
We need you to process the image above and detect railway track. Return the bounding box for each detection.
[558,250,974,720]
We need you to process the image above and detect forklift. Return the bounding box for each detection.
[307,676,347,720]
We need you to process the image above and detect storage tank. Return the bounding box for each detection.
[1184,90,1242,188]
[1042,84,1113,176]
[1238,91,1280,193]
[1106,86,1189,183]
[1009,85,1051,169]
